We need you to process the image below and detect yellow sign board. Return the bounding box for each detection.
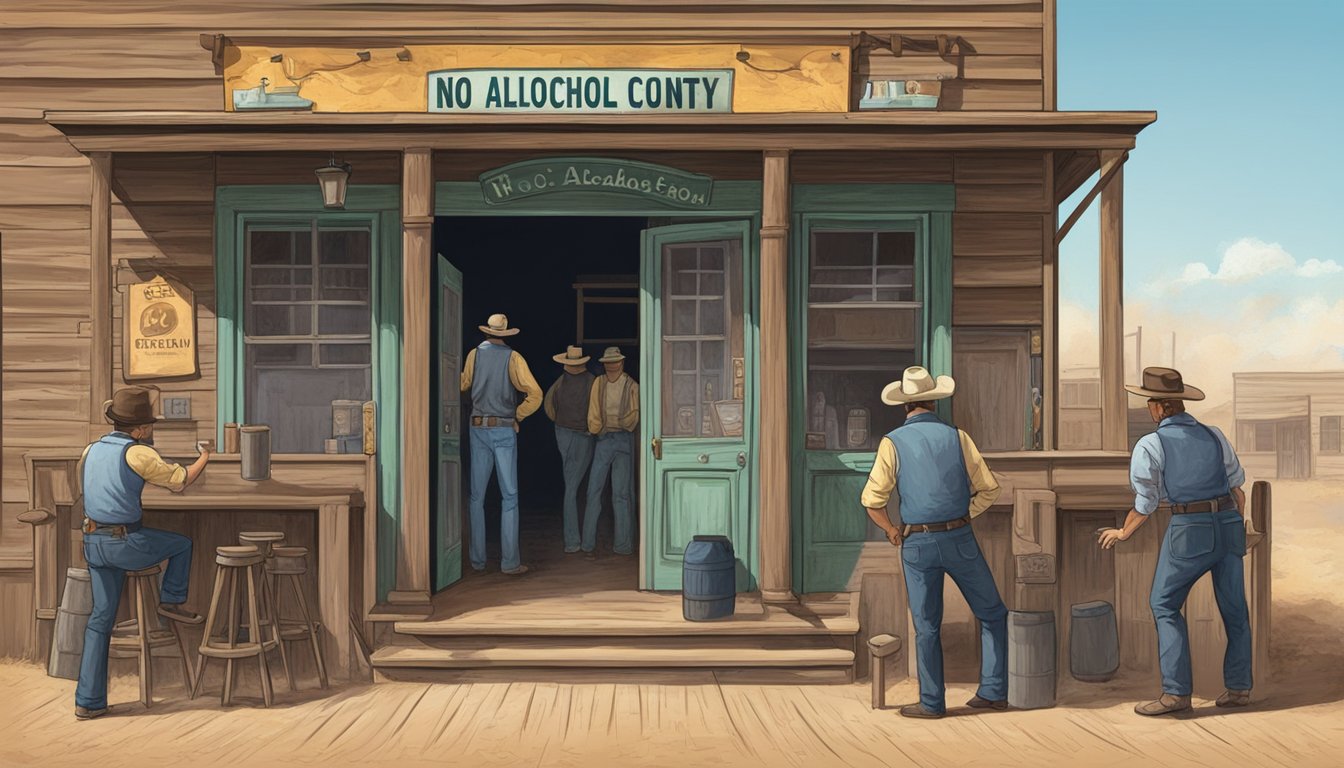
[124,276,197,380]
[224,44,850,113]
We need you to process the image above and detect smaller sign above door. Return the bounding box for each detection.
[430,68,733,114]
[479,158,714,208]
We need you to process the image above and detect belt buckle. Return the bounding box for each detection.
[487,416,498,427]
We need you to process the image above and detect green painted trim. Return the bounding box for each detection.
[791,184,956,213]
[215,185,403,601]
[436,180,762,216]
[928,211,954,422]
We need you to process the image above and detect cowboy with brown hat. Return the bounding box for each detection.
[543,345,596,554]
[582,346,640,558]
[859,366,1007,719]
[73,386,212,720]
[460,313,543,575]
[1098,366,1251,716]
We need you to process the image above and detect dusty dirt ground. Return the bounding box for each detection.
[3,481,1342,768]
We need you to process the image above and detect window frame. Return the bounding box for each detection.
[1321,415,1342,454]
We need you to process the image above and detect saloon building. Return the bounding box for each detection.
[0,1,1268,693]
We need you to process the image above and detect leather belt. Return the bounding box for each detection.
[1165,494,1238,515]
[471,415,515,428]
[902,516,971,536]
[82,518,142,537]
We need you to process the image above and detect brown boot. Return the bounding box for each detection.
[1134,694,1192,716]
[898,703,945,719]
[1216,689,1251,707]
[966,694,1008,711]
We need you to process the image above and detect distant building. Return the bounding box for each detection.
[1058,367,1149,450]
[1234,372,1344,480]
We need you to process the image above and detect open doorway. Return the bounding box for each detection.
[433,216,646,595]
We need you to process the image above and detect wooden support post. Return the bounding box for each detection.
[1099,150,1126,452]
[759,149,793,604]
[390,148,433,610]
[1042,152,1058,450]
[1250,481,1272,681]
[90,152,112,429]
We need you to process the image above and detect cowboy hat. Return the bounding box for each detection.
[103,386,158,426]
[880,366,956,405]
[1124,366,1205,401]
[478,313,520,337]
[553,345,591,366]
[598,346,626,363]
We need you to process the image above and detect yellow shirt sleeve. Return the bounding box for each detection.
[959,430,1001,518]
[508,351,543,421]
[543,379,559,421]
[860,437,899,509]
[622,380,640,431]
[125,444,187,492]
[587,378,602,435]
[460,348,476,392]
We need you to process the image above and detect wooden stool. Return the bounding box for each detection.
[867,634,902,709]
[192,545,280,707]
[237,531,291,687]
[109,565,195,708]
[267,545,328,690]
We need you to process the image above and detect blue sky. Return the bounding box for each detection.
[1057,0,1344,310]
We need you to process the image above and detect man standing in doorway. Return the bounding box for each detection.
[860,366,1006,719]
[544,345,596,554]
[583,346,639,559]
[460,313,543,575]
[75,386,211,720]
[1099,367,1252,716]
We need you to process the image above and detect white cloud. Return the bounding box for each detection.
[1173,237,1337,285]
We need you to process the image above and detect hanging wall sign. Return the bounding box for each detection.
[124,275,198,380]
[430,68,734,114]
[480,157,714,208]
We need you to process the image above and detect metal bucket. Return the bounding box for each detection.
[683,536,735,621]
[1070,601,1120,682]
[1008,610,1057,710]
[240,425,271,481]
[48,568,93,680]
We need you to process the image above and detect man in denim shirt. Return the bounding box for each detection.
[1099,367,1252,716]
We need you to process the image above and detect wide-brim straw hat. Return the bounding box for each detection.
[598,346,626,363]
[553,345,591,365]
[881,366,956,405]
[478,313,520,337]
[103,386,158,426]
[1124,366,1205,401]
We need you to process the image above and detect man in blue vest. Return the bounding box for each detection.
[1099,367,1251,716]
[860,366,1006,719]
[460,313,543,575]
[75,386,211,719]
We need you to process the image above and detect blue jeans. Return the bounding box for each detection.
[583,431,633,555]
[1150,510,1252,695]
[468,425,521,571]
[76,526,193,710]
[901,525,1008,714]
[555,426,595,552]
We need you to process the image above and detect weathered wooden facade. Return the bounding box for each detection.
[0,0,1268,695]
[1234,371,1344,481]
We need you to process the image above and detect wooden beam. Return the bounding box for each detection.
[1099,149,1126,452]
[1042,0,1057,111]
[89,152,112,426]
[389,147,433,609]
[1055,150,1126,247]
[1042,151,1057,451]
[1053,149,1099,205]
[759,148,793,604]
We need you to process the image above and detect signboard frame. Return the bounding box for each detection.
[123,274,199,381]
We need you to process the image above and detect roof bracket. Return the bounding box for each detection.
[198,33,231,76]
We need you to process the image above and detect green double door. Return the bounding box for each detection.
[640,221,756,592]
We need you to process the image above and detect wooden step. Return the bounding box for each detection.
[370,642,855,670]
[394,612,859,638]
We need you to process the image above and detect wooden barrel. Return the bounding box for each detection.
[48,568,93,680]
[1070,600,1120,682]
[240,425,271,480]
[683,536,735,621]
[1008,610,1056,709]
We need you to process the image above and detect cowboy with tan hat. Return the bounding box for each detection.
[1099,367,1251,716]
[73,386,211,719]
[859,366,1006,719]
[460,313,543,575]
[583,346,640,558]
[543,345,595,553]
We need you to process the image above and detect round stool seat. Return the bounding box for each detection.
[215,545,263,567]
[127,565,162,577]
[266,546,310,575]
[238,531,286,558]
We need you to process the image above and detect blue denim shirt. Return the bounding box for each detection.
[1130,413,1244,515]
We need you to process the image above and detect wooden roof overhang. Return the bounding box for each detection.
[45,110,1155,158]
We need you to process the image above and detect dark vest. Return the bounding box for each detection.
[1153,416,1230,503]
[551,371,594,431]
[887,413,972,525]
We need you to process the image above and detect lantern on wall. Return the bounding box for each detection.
[315,155,352,208]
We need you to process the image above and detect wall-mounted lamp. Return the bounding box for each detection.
[315,155,353,209]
